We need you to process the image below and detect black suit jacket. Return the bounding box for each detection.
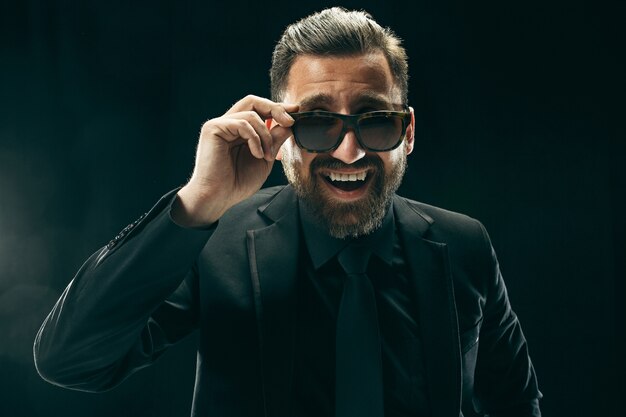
[34,185,541,417]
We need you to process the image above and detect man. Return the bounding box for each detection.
[34,7,542,417]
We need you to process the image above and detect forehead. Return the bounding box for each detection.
[284,52,399,108]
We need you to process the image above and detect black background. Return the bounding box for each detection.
[1,0,623,416]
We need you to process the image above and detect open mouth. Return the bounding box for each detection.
[321,170,370,193]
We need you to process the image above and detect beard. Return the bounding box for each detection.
[281,152,407,239]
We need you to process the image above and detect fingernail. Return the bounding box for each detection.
[283,111,294,123]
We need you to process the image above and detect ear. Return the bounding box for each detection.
[404,106,415,155]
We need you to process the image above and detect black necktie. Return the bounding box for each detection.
[335,244,384,417]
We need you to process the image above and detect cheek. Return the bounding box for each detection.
[379,151,401,172]
[280,138,302,163]
[281,140,315,175]
[288,143,316,168]
[300,152,316,172]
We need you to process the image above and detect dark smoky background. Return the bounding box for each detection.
[0,1,623,416]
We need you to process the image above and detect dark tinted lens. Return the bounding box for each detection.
[358,115,404,150]
[293,115,343,151]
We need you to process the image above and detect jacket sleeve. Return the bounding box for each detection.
[33,189,214,392]
[473,222,542,417]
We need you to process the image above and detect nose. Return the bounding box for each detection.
[329,130,366,164]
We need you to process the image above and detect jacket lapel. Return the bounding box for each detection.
[394,197,462,417]
[246,186,301,417]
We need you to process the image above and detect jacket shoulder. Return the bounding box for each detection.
[395,195,485,238]
[245,185,286,205]
[216,185,289,227]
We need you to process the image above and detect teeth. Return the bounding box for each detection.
[327,171,367,182]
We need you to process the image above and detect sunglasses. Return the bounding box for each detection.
[288,110,411,153]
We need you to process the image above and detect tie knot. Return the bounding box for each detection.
[338,244,372,275]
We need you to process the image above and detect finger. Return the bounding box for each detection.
[227,111,274,161]
[226,95,298,127]
[217,119,265,159]
[271,103,299,127]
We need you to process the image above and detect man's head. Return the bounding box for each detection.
[270,7,409,105]
[272,8,414,239]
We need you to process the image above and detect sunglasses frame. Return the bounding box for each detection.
[288,110,412,153]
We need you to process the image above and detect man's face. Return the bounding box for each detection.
[278,52,415,238]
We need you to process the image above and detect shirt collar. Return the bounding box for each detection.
[298,199,395,270]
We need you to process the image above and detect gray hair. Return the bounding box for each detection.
[270,7,409,105]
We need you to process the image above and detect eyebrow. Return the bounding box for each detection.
[298,91,398,111]
[298,93,335,110]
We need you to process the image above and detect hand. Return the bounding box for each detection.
[172,95,298,227]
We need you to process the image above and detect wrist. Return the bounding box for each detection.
[171,184,227,228]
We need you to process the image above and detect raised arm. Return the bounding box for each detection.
[33,96,296,391]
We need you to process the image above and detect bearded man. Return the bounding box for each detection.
[34,7,542,417]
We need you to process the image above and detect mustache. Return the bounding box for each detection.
[310,155,384,173]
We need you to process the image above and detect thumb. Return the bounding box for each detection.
[269,125,293,160]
